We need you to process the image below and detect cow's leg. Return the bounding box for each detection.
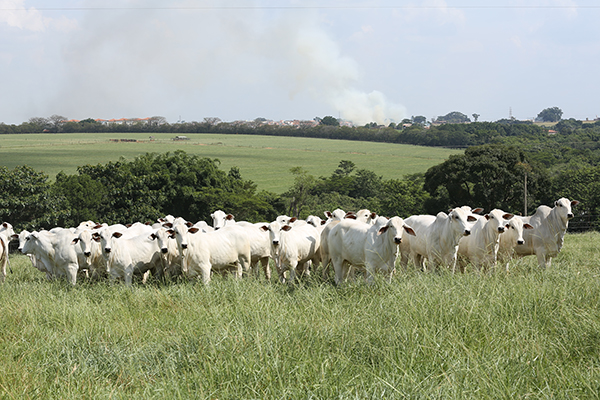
[67,264,78,285]
[200,263,212,284]
[536,251,547,269]
[124,267,133,286]
[332,256,344,286]
[260,257,271,281]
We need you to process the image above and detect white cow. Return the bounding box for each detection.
[0,222,16,282]
[211,210,234,229]
[150,227,183,279]
[73,228,109,280]
[400,207,477,271]
[328,216,416,285]
[513,197,579,269]
[346,209,378,224]
[319,209,348,279]
[207,212,271,280]
[21,229,81,285]
[93,228,163,285]
[457,209,514,272]
[260,220,321,283]
[497,216,534,271]
[16,229,51,278]
[170,223,251,284]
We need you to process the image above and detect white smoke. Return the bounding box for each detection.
[57,2,407,125]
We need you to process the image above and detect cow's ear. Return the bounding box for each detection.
[145,221,153,225]
[472,208,484,214]
[370,212,377,219]
[11,234,18,240]
[324,211,332,219]
[150,233,157,240]
[503,213,514,220]
[346,215,357,220]
[188,227,200,234]
[467,216,478,222]
[571,200,580,207]
[404,226,416,236]
[71,238,80,245]
[163,222,173,228]
[377,226,389,236]
[185,221,193,227]
[226,214,235,221]
[259,225,269,232]
[524,223,534,230]
[112,232,123,238]
[282,225,292,231]
[289,217,297,223]
[484,214,491,220]
[321,220,326,225]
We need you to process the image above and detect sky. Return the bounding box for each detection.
[1,0,599,126]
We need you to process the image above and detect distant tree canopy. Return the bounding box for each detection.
[537,107,563,122]
[320,116,340,126]
[437,111,471,124]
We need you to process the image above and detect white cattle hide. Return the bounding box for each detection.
[457,209,514,271]
[328,216,416,285]
[171,223,251,284]
[513,197,578,268]
[400,208,477,271]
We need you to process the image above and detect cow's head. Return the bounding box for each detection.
[555,197,579,221]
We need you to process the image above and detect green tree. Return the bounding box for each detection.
[437,111,471,124]
[536,107,563,122]
[379,175,429,218]
[412,115,427,125]
[282,167,317,218]
[51,172,108,227]
[423,144,549,213]
[320,116,340,126]
[0,166,55,229]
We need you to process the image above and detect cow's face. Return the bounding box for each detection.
[378,216,416,244]
[449,208,477,236]
[17,230,31,252]
[20,231,38,254]
[151,228,175,255]
[505,218,534,246]
[76,230,94,257]
[211,210,229,230]
[555,197,579,221]
[172,224,200,252]
[485,209,510,234]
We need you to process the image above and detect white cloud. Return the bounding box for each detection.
[0,0,78,32]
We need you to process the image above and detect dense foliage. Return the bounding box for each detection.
[3,114,600,230]
[1,151,283,230]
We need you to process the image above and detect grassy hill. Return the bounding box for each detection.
[0,133,461,193]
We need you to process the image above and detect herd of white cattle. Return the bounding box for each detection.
[0,197,579,286]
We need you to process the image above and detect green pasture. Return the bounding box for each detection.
[1,232,600,399]
[0,133,460,193]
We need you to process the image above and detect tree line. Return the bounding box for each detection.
[1,144,598,233]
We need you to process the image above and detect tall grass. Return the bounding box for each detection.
[1,232,599,399]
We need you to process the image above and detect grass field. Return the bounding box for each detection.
[0,133,460,193]
[1,232,599,399]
